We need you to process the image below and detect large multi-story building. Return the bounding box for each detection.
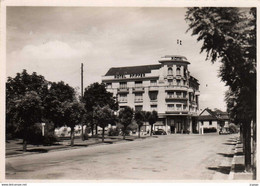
[102,55,200,134]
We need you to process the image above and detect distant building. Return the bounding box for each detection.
[102,55,200,134]
[198,108,230,133]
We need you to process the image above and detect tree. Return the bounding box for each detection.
[118,106,134,140]
[145,111,158,136]
[43,81,76,130]
[8,91,43,151]
[62,100,85,146]
[82,82,118,136]
[93,105,115,142]
[134,110,146,138]
[185,7,256,172]
[6,70,48,150]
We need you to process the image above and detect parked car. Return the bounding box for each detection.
[219,128,230,135]
[153,129,167,135]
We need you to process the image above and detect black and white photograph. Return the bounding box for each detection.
[1,0,258,183]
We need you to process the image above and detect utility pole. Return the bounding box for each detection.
[81,63,83,98]
[81,63,84,140]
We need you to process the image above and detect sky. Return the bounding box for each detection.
[6,6,228,111]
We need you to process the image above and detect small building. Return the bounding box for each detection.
[198,108,230,133]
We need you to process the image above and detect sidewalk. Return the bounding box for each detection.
[229,138,253,180]
[6,135,157,158]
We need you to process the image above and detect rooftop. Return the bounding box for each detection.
[105,64,161,76]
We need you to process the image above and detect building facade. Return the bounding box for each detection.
[198,108,230,133]
[102,55,200,134]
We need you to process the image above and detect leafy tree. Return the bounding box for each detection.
[6,70,48,149]
[93,105,115,142]
[43,81,76,129]
[185,7,256,172]
[82,82,118,136]
[8,91,43,151]
[134,110,146,138]
[62,100,85,146]
[145,111,158,136]
[118,106,134,140]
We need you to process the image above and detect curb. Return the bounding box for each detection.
[228,138,238,180]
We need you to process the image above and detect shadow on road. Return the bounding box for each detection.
[18,149,49,153]
[217,153,234,158]
[234,164,245,173]
[222,143,236,146]
[208,166,231,174]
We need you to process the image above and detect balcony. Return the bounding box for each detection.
[165,96,188,101]
[118,99,127,103]
[165,85,188,91]
[166,109,189,115]
[117,87,129,93]
[132,87,145,93]
[149,86,159,91]
[150,99,158,103]
[195,90,200,96]
[188,88,193,92]
[134,99,143,103]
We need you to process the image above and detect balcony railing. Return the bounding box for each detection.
[132,87,145,92]
[118,99,127,103]
[165,96,188,100]
[117,87,129,93]
[134,99,143,103]
[149,86,159,91]
[165,85,188,91]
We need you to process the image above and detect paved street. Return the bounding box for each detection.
[6,134,237,180]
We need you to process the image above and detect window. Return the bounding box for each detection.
[176,67,181,75]
[177,80,181,86]
[209,121,212,125]
[118,94,127,102]
[119,82,127,89]
[135,93,143,102]
[168,92,174,98]
[183,105,187,110]
[167,104,175,111]
[176,104,182,111]
[176,92,181,98]
[183,92,187,98]
[168,79,173,85]
[150,80,157,86]
[135,105,143,111]
[151,105,157,111]
[106,83,112,88]
[201,121,204,126]
[135,81,142,88]
[168,67,173,75]
[149,92,158,101]
[183,80,186,86]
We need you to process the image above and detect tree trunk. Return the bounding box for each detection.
[150,124,153,136]
[91,125,94,136]
[123,128,126,140]
[81,124,85,141]
[23,139,27,152]
[70,127,75,147]
[240,124,243,144]
[95,124,98,136]
[244,119,252,172]
[102,127,105,142]
[23,127,28,152]
[138,126,141,138]
[252,119,256,179]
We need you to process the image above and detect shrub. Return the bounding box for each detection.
[108,127,120,136]
[229,124,238,133]
[203,127,217,133]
